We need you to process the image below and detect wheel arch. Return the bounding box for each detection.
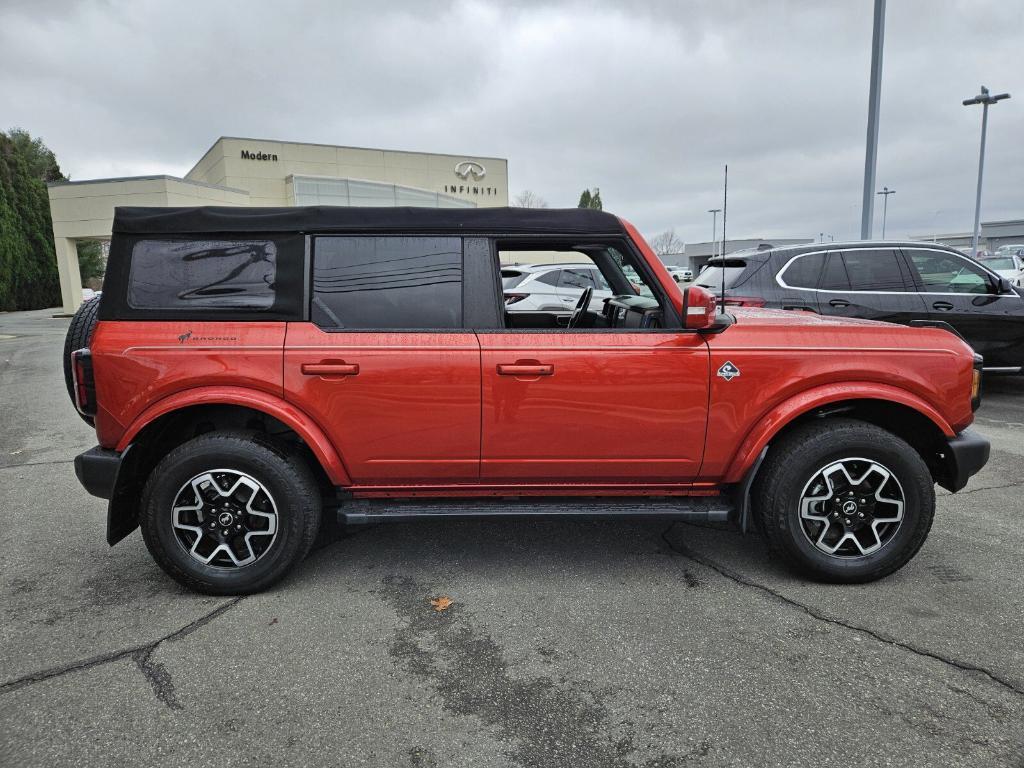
[104,390,350,546]
[116,388,351,486]
[724,384,955,487]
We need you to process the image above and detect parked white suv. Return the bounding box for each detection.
[978,252,1024,288]
[502,263,614,313]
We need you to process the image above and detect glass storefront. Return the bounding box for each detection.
[291,176,475,208]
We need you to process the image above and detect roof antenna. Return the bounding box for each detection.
[720,163,728,314]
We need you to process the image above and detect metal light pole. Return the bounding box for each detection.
[860,0,886,240]
[708,208,721,257]
[877,186,895,238]
[963,85,1011,257]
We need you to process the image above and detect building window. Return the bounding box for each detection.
[312,237,463,329]
[292,176,476,209]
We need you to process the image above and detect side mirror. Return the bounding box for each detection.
[997,276,1013,294]
[682,285,717,329]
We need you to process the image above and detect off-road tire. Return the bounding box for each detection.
[140,432,321,595]
[62,296,101,424]
[753,418,935,583]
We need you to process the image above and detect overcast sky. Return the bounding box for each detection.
[1,0,1020,244]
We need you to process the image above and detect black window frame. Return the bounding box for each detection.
[309,234,470,333]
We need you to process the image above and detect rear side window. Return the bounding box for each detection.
[780,252,825,289]
[558,268,609,291]
[841,249,906,292]
[820,252,851,291]
[534,270,561,286]
[695,260,748,290]
[312,236,462,329]
[127,239,277,309]
[501,269,527,289]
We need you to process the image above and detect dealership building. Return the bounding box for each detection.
[46,136,509,313]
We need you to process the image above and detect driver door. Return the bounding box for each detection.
[479,244,710,484]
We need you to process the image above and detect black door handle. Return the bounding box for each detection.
[829,299,850,308]
[932,301,954,311]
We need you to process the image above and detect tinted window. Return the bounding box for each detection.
[781,252,825,289]
[501,269,527,289]
[559,268,603,291]
[820,252,851,291]
[908,250,992,295]
[312,237,462,329]
[695,261,747,290]
[841,249,905,292]
[534,270,561,286]
[128,239,277,309]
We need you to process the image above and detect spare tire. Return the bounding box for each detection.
[63,296,101,425]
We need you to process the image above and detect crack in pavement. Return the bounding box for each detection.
[0,597,243,708]
[939,480,1024,498]
[660,524,1024,699]
[0,458,76,470]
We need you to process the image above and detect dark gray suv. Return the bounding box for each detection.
[695,241,1024,373]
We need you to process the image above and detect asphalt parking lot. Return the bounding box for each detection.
[1,308,1022,767]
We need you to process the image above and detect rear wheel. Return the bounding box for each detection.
[62,296,101,424]
[754,419,935,583]
[140,432,321,595]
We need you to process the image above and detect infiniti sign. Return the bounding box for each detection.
[454,160,486,181]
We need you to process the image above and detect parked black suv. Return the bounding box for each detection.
[695,241,1024,372]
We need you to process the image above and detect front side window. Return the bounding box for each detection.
[908,250,992,295]
[128,239,277,309]
[840,249,906,292]
[312,236,462,329]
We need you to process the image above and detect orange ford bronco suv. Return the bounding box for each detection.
[67,206,989,594]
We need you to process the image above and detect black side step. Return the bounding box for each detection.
[338,496,733,525]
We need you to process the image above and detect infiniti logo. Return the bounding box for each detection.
[454,160,486,181]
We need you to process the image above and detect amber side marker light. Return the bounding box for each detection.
[971,354,983,411]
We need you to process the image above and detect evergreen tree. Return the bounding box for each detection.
[0,131,62,310]
[577,187,602,210]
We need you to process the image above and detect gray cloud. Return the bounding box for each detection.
[1,0,1020,244]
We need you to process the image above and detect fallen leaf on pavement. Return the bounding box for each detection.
[430,597,453,612]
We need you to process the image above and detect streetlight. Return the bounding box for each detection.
[963,85,1011,257]
[877,186,895,238]
[860,0,886,240]
[708,208,721,258]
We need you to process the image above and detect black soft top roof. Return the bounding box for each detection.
[111,206,627,236]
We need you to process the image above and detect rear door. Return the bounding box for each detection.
[283,235,481,484]
[816,248,927,323]
[901,246,1024,369]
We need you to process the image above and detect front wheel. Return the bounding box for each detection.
[754,419,935,583]
[140,432,321,595]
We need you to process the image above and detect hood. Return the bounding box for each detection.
[729,307,892,328]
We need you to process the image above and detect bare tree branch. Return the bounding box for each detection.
[512,190,549,208]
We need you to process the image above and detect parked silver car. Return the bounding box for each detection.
[502,263,614,313]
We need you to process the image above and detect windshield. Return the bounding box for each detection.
[501,269,529,289]
[695,262,748,290]
[980,257,1015,271]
